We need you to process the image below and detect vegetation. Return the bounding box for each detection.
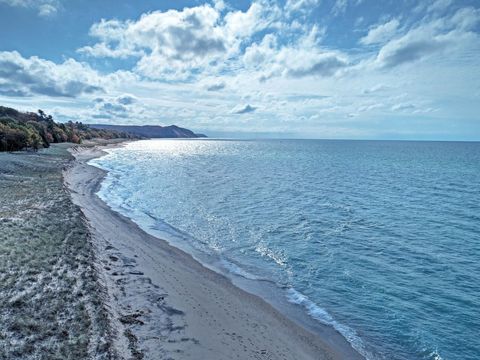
[0,146,113,359]
[0,106,139,152]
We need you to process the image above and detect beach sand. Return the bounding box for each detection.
[64,142,364,360]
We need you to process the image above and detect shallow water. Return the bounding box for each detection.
[91,139,480,360]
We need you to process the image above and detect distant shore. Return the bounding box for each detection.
[64,140,363,359]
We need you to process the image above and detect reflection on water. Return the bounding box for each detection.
[91,139,480,360]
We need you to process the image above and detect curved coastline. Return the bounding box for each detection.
[65,141,364,360]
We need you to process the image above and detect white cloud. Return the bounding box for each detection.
[0,0,59,17]
[243,33,277,68]
[427,0,453,13]
[362,84,389,94]
[280,50,348,78]
[2,1,479,139]
[332,0,364,17]
[244,26,348,80]
[391,102,416,112]
[0,51,103,97]
[285,0,321,15]
[332,0,347,16]
[360,19,400,45]
[38,3,57,17]
[375,33,446,68]
[223,2,273,38]
[213,0,226,11]
[79,2,277,80]
[449,7,480,31]
[79,2,346,84]
[374,8,480,68]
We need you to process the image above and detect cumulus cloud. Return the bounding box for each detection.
[77,2,352,83]
[360,19,400,45]
[0,51,103,97]
[244,27,348,80]
[232,104,257,114]
[78,2,276,80]
[0,0,59,17]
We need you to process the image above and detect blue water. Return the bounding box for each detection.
[90,139,480,360]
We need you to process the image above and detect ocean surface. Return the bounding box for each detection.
[90,139,480,360]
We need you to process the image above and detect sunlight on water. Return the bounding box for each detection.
[91,139,480,360]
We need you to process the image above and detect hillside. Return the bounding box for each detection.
[91,124,207,138]
[0,106,140,152]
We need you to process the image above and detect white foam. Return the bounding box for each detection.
[286,288,376,360]
[254,242,287,267]
[429,348,443,360]
[90,147,377,360]
[219,259,261,280]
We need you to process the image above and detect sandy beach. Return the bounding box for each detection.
[64,142,364,360]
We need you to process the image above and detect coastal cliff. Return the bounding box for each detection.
[90,124,207,139]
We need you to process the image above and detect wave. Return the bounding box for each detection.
[219,258,263,281]
[286,288,376,360]
[89,155,376,360]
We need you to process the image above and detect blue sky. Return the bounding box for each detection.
[0,0,479,139]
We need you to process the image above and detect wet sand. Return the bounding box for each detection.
[64,142,364,360]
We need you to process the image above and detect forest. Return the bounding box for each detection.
[0,106,139,151]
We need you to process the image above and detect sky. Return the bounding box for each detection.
[0,0,479,140]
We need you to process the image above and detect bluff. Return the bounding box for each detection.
[90,124,207,139]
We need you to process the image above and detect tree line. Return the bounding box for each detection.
[0,106,139,152]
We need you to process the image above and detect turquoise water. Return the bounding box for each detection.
[91,139,480,360]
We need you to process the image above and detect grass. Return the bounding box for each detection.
[0,145,113,359]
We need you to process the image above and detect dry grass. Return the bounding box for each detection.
[0,145,113,359]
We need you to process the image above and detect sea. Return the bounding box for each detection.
[89,139,480,360]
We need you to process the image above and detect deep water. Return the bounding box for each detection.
[91,139,480,360]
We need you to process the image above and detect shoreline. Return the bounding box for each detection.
[64,141,364,360]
